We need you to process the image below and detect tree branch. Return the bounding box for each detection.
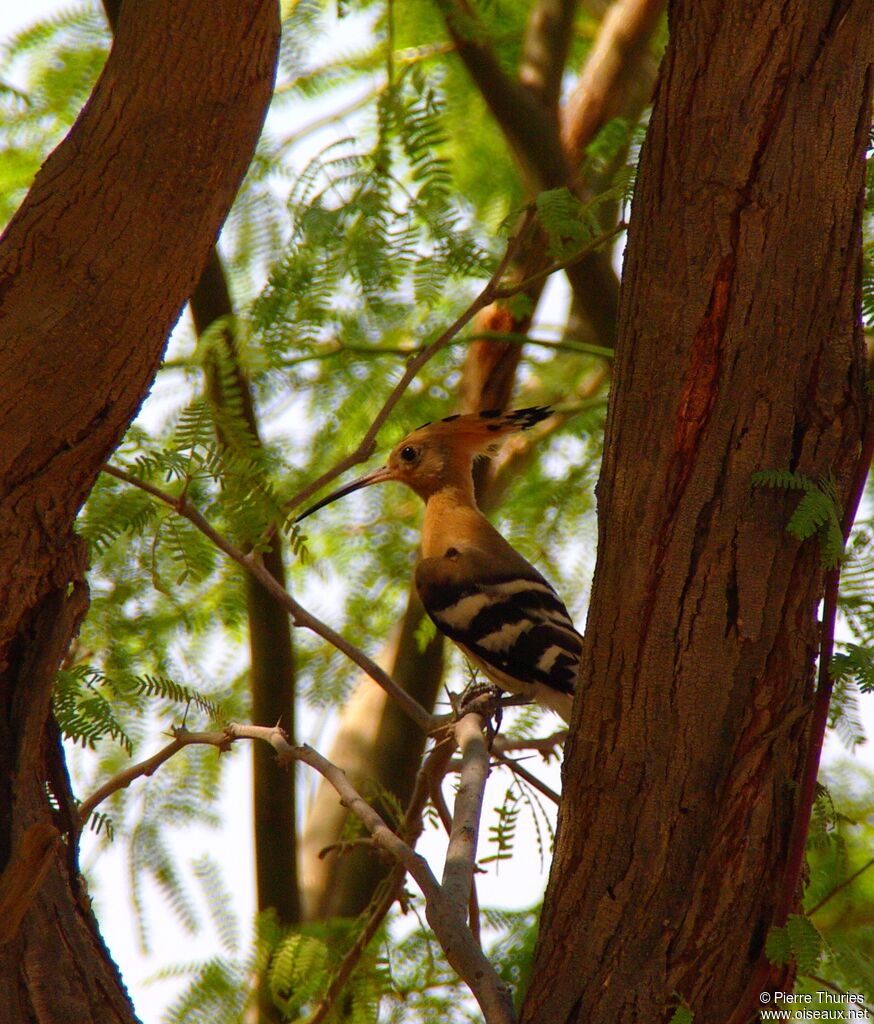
[76,729,232,828]
[519,0,579,111]
[77,712,510,1020]
[491,221,627,299]
[434,0,570,190]
[282,208,536,515]
[228,722,516,1024]
[492,751,561,806]
[560,0,664,170]
[442,712,491,915]
[306,734,457,1024]
[100,463,436,733]
[807,855,874,918]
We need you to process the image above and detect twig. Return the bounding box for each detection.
[469,330,614,359]
[434,0,570,190]
[275,330,613,369]
[430,773,454,834]
[306,734,457,1024]
[278,83,386,152]
[78,718,510,1020]
[802,975,874,1016]
[492,750,561,805]
[282,210,537,515]
[491,221,627,299]
[807,855,874,917]
[101,463,436,733]
[228,722,515,1024]
[492,730,568,756]
[76,728,231,828]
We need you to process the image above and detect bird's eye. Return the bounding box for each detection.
[400,445,418,464]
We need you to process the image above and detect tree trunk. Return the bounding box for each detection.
[523,3,873,1022]
[0,1,279,1020]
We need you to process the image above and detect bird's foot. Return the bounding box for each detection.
[453,680,504,742]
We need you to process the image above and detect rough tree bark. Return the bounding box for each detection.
[523,3,873,1023]
[0,1,279,1020]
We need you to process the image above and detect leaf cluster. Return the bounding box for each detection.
[751,470,844,569]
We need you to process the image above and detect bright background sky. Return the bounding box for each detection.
[3,4,873,1022]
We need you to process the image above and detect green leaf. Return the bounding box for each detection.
[667,999,694,1024]
[765,925,791,966]
[787,914,824,974]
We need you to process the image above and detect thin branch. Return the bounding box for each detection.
[77,728,231,827]
[802,975,874,1016]
[434,0,570,190]
[282,221,619,522]
[492,730,568,755]
[101,463,436,733]
[228,722,516,1024]
[807,855,874,917]
[492,751,561,805]
[278,83,386,152]
[469,330,614,359]
[492,221,627,299]
[306,734,457,1024]
[282,209,536,515]
[78,718,510,1019]
[276,330,614,369]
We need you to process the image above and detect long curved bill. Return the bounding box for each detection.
[295,464,396,522]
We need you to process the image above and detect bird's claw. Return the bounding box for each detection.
[454,681,504,743]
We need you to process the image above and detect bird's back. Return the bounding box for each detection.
[415,512,580,722]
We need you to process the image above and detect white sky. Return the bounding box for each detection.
[3,5,873,1022]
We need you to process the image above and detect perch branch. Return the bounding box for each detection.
[228,722,515,1024]
[76,728,231,828]
[101,463,436,732]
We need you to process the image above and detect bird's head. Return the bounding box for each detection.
[296,406,552,519]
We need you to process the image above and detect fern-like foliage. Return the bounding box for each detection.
[766,914,825,975]
[0,5,109,226]
[55,666,134,755]
[751,469,845,568]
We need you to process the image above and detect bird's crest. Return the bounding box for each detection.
[409,406,552,458]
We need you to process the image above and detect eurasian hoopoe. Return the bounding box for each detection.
[297,407,580,723]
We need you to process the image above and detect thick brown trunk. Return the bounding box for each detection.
[523,3,873,1022]
[0,1,279,1019]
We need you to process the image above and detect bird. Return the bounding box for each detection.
[296,407,580,723]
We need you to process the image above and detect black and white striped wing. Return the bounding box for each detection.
[417,573,581,701]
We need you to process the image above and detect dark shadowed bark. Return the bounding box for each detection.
[523,3,873,1022]
[0,1,279,1020]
